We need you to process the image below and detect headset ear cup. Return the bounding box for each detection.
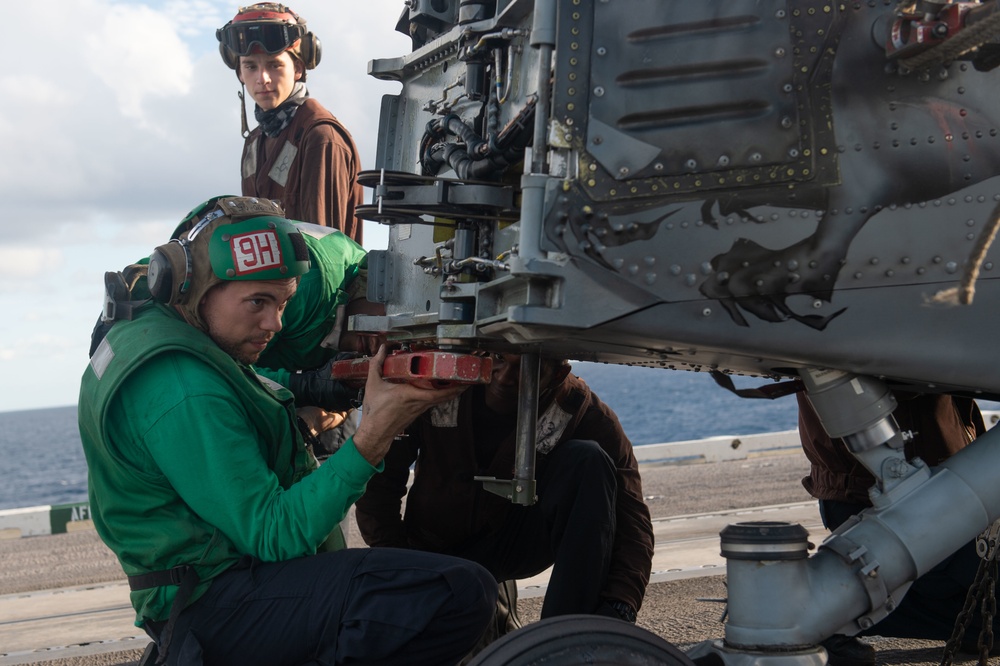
[147,247,174,303]
[147,241,191,305]
[302,32,321,69]
[219,42,239,70]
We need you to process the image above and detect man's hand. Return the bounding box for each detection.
[352,345,467,465]
[296,406,346,435]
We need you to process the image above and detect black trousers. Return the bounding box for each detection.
[456,438,618,619]
[822,499,998,641]
[159,547,496,666]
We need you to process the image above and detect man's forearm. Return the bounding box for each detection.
[353,346,467,465]
[351,420,396,466]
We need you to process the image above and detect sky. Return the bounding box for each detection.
[0,0,412,412]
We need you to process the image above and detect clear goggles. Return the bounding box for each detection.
[217,20,306,56]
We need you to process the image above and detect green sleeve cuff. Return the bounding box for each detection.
[254,366,292,387]
[334,437,385,483]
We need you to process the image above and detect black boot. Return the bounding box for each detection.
[820,634,875,666]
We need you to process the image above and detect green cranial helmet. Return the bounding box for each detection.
[149,196,311,331]
[170,195,242,240]
[207,216,311,281]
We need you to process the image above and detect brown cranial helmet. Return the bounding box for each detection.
[147,196,311,332]
[216,3,322,72]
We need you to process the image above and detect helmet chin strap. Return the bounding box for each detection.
[238,84,250,138]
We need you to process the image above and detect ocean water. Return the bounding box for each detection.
[0,405,89,511]
[0,364,801,511]
[571,362,800,444]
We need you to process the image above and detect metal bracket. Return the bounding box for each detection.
[977,519,1000,560]
[476,351,543,506]
[475,475,537,505]
[820,520,897,631]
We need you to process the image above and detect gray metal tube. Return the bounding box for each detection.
[530,0,556,48]
[511,352,540,505]
[516,0,557,260]
[516,174,547,262]
[528,0,555,174]
[724,427,1000,647]
[799,370,898,442]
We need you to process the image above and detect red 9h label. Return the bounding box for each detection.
[230,230,283,275]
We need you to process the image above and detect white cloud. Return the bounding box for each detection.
[0,248,64,282]
[0,76,70,106]
[85,4,194,120]
[163,0,229,39]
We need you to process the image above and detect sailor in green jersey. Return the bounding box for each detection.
[166,196,376,456]
[79,196,496,666]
